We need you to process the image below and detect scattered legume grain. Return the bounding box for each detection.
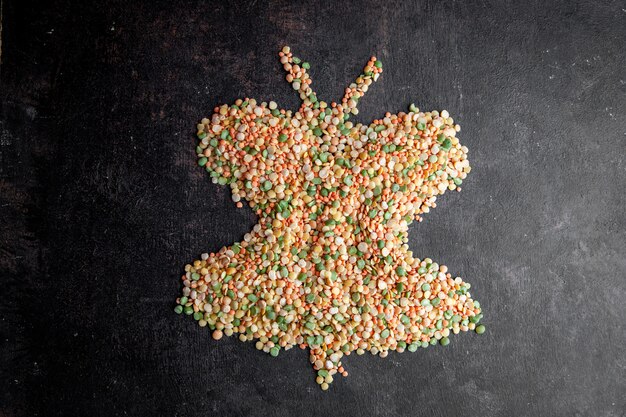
[176,46,483,389]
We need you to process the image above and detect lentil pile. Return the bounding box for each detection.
[176,46,484,390]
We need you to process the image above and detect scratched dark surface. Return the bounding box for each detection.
[1,0,625,416]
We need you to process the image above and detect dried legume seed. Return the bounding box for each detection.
[177,46,482,391]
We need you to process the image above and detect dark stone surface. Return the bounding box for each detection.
[1,0,625,416]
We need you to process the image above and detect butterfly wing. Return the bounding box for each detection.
[196,99,307,209]
[349,110,469,225]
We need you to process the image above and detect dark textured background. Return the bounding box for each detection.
[1,0,625,416]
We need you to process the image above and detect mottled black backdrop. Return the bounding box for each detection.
[1,0,625,416]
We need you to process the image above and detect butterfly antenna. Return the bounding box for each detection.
[279,46,318,112]
[338,56,383,117]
